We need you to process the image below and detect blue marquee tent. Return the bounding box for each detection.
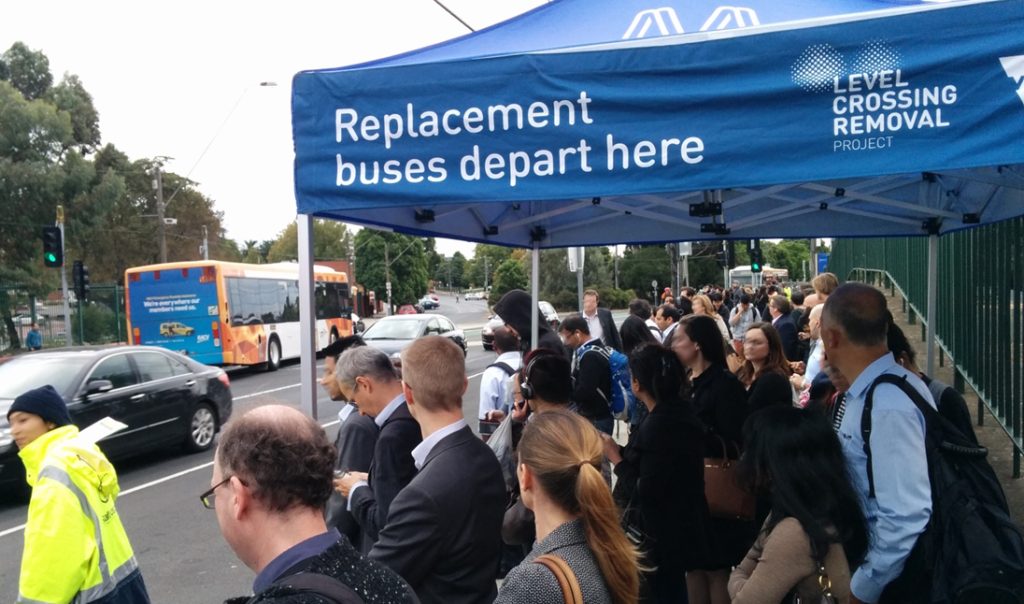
[289,0,1024,414]
[293,0,1024,248]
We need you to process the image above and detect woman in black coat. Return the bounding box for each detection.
[671,315,756,604]
[604,344,710,603]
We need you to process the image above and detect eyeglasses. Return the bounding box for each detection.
[200,475,234,509]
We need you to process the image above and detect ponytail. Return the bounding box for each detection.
[519,412,641,604]
[576,462,642,604]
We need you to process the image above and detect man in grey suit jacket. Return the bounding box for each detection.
[370,336,506,604]
[334,346,421,553]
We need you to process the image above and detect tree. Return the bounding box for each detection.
[48,74,101,153]
[266,219,352,262]
[0,78,76,346]
[489,259,529,305]
[765,239,812,281]
[1,42,53,101]
[617,245,673,303]
[353,230,429,310]
[466,244,513,288]
[449,251,467,288]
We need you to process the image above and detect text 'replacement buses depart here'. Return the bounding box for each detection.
[125,261,352,368]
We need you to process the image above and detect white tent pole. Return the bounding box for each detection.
[531,243,540,350]
[298,214,318,418]
[926,232,938,377]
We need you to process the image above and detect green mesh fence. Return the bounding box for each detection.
[830,216,1024,477]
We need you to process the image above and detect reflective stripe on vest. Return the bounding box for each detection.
[20,466,140,604]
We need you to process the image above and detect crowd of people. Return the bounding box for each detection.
[7,276,985,604]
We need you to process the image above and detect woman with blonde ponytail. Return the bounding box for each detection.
[495,411,641,604]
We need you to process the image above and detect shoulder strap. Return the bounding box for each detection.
[273,572,365,604]
[861,373,934,499]
[926,378,950,408]
[534,554,584,604]
[487,361,517,376]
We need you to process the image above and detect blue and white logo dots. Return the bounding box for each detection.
[792,44,845,93]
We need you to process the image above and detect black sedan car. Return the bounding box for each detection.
[0,346,233,495]
[362,314,467,359]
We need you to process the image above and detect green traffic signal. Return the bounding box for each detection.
[42,226,63,267]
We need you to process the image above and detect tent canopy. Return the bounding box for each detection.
[292,0,1024,247]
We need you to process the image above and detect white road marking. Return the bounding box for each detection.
[0,372,487,539]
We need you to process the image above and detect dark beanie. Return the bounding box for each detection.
[8,385,72,427]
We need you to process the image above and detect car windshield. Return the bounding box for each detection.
[539,302,555,315]
[0,355,92,399]
[363,319,423,340]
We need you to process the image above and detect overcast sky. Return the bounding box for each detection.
[2,1,546,257]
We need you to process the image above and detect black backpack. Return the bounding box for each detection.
[863,374,1024,604]
[258,572,365,603]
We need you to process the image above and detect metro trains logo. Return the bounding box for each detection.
[622,6,759,39]
[1001,55,1024,106]
[791,41,960,153]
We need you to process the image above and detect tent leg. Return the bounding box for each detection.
[531,243,540,351]
[298,214,318,419]
[926,233,938,378]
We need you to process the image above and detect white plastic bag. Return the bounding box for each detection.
[487,415,517,490]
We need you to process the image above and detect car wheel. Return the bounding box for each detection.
[266,337,281,372]
[184,402,217,452]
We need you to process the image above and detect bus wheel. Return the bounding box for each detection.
[266,337,281,372]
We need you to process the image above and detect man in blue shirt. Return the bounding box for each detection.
[25,323,42,350]
[820,283,934,604]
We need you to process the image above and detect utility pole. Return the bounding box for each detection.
[57,206,72,347]
[483,256,489,291]
[202,225,209,260]
[614,246,619,289]
[384,242,392,315]
[153,162,167,263]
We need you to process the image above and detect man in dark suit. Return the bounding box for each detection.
[320,336,378,552]
[370,336,506,604]
[769,294,801,361]
[334,346,421,553]
[582,289,623,351]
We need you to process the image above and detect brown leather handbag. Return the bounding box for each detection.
[704,435,756,521]
[534,554,583,604]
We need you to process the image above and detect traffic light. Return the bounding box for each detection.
[716,248,727,267]
[73,261,90,301]
[42,226,63,267]
[750,247,764,273]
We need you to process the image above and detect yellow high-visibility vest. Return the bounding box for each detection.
[18,425,141,603]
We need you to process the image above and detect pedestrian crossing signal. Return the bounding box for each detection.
[42,226,63,267]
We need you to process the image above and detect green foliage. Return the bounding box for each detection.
[73,302,118,344]
[354,230,429,309]
[48,74,100,153]
[1,42,53,101]
[266,219,352,262]
[465,244,513,288]
[618,245,673,303]
[488,259,529,306]
[764,240,812,282]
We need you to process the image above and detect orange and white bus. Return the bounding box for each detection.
[125,261,352,369]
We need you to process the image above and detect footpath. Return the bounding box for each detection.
[885,292,1023,522]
